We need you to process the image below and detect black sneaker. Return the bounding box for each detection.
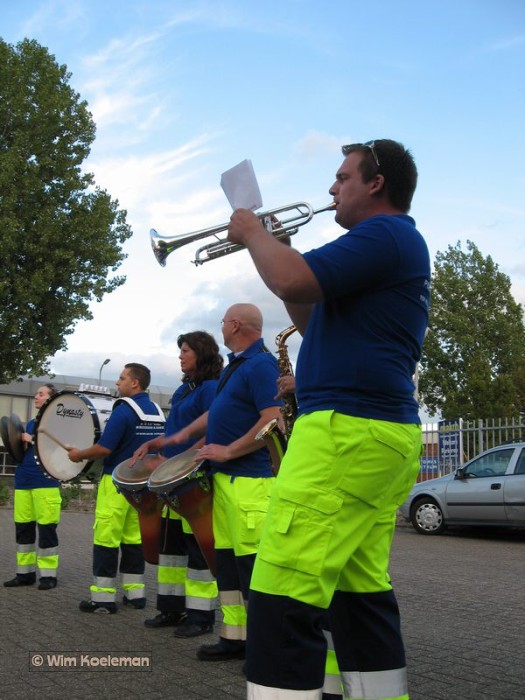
[79,600,117,614]
[38,577,57,590]
[144,611,187,628]
[197,639,246,661]
[173,623,213,638]
[122,595,146,609]
[3,575,36,587]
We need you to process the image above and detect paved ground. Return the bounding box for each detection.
[1,506,524,699]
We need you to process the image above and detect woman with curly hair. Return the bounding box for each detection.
[139,331,223,637]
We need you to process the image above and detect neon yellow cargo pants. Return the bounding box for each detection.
[248,411,422,700]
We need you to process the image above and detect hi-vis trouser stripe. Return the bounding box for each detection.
[16,543,36,574]
[341,668,408,700]
[246,683,408,700]
[122,573,146,600]
[157,553,187,597]
[91,577,117,603]
[186,566,217,611]
[247,685,321,699]
[37,546,59,577]
[323,628,343,698]
[219,589,247,640]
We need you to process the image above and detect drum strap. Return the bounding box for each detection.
[113,398,165,422]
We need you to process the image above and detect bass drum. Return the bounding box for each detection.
[34,391,115,481]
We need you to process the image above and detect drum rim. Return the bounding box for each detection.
[112,458,152,489]
[147,448,204,490]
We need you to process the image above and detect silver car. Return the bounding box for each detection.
[400,442,525,534]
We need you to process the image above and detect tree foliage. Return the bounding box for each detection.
[0,38,132,383]
[419,240,525,419]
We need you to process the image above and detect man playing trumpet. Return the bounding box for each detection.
[227,139,430,700]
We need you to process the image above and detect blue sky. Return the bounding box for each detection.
[2,0,525,401]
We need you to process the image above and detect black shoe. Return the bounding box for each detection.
[144,611,187,628]
[3,575,36,587]
[174,623,213,638]
[122,595,146,609]
[38,577,57,590]
[197,640,246,661]
[79,600,117,614]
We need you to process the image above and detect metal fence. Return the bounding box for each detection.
[420,416,525,481]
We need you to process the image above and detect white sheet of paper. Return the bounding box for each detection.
[220,159,263,211]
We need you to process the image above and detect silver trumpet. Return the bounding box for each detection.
[150,201,336,267]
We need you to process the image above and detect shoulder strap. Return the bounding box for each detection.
[216,357,246,395]
[174,381,197,404]
[113,397,165,422]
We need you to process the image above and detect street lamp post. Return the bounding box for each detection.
[98,358,111,385]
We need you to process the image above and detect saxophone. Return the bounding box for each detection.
[256,325,297,475]
[275,324,298,437]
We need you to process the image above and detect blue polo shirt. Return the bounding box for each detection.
[298,214,430,424]
[14,419,61,490]
[163,379,218,459]
[206,338,281,477]
[98,392,165,474]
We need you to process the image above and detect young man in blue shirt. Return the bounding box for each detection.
[68,363,165,613]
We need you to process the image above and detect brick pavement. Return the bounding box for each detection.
[1,506,524,699]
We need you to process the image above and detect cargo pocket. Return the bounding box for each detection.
[93,515,118,548]
[258,484,342,577]
[339,422,421,508]
[238,500,269,547]
[38,489,62,524]
[369,421,418,459]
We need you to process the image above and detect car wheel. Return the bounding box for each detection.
[410,497,445,535]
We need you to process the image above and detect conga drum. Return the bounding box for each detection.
[147,448,215,576]
[34,391,115,481]
[113,457,163,565]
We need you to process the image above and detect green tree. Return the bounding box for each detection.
[419,240,525,419]
[0,38,131,383]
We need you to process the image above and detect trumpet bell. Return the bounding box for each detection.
[150,220,229,267]
[150,229,169,267]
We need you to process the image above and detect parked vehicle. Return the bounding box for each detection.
[400,442,525,534]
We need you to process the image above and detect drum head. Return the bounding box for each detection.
[148,448,203,490]
[113,456,160,490]
[34,391,114,481]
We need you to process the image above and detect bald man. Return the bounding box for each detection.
[158,304,282,662]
